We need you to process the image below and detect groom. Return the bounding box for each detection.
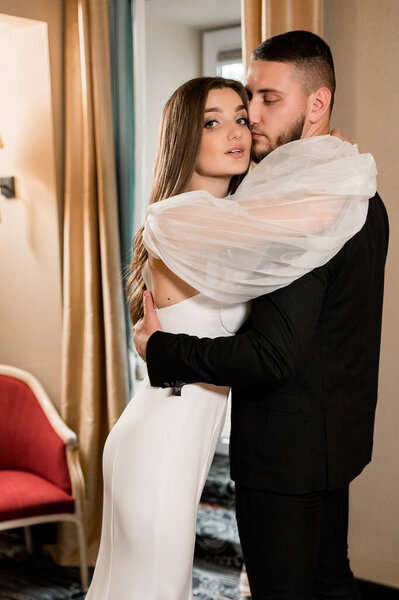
[134,31,389,600]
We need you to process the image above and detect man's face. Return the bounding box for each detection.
[245,60,309,162]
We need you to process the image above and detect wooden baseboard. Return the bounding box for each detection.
[357,579,399,599]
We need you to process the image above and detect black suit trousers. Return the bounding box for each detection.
[235,484,361,600]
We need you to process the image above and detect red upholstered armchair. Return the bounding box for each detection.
[0,364,88,590]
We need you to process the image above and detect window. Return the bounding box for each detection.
[216,48,245,83]
[202,26,244,83]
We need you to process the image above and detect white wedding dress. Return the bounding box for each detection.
[86,137,377,599]
[86,293,250,600]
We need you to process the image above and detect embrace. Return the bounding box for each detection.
[86,31,388,600]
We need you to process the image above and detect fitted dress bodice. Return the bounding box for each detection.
[156,293,251,338]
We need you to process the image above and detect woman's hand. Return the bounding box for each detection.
[330,128,361,153]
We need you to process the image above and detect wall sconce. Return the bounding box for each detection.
[0,134,16,199]
[0,177,15,198]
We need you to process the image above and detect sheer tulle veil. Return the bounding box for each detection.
[143,136,377,303]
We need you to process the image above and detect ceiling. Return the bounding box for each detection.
[145,0,241,30]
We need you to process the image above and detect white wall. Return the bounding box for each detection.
[0,0,64,227]
[0,18,62,407]
[325,0,399,588]
[144,17,201,203]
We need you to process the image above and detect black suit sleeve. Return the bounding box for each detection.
[146,265,329,389]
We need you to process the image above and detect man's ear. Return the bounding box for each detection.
[307,87,331,124]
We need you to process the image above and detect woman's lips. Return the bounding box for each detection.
[225,147,245,158]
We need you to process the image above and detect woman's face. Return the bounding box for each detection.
[195,87,251,180]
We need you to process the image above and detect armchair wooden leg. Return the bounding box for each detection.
[24,526,33,554]
[75,520,88,591]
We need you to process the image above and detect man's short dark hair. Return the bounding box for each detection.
[252,30,336,110]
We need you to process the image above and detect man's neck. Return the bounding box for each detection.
[302,119,330,139]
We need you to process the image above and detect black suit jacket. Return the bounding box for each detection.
[147,193,389,494]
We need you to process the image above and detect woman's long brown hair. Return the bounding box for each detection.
[127,77,249,324]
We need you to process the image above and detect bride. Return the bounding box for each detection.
[85,76,376,599]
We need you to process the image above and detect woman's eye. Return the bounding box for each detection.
[264,99,277,105]
[237,117,249,126]
[204,119,218,128]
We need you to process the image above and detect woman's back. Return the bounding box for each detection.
[143,259,251,337]
[146,256,199,309]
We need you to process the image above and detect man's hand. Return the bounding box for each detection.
[132,291,161,362]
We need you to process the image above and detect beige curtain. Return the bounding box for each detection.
[241,0,324,71]
[55,0,129,566]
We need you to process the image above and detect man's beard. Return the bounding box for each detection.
[251,114,306,163]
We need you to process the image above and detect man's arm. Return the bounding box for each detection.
[145,265,329,389]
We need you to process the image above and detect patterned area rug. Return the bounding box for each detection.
[196,504,243,571]
[193,564,240,600]
[200,455,235,508]
[0,529,242,600]
[0,455,243,599]
[0,530,84,600]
